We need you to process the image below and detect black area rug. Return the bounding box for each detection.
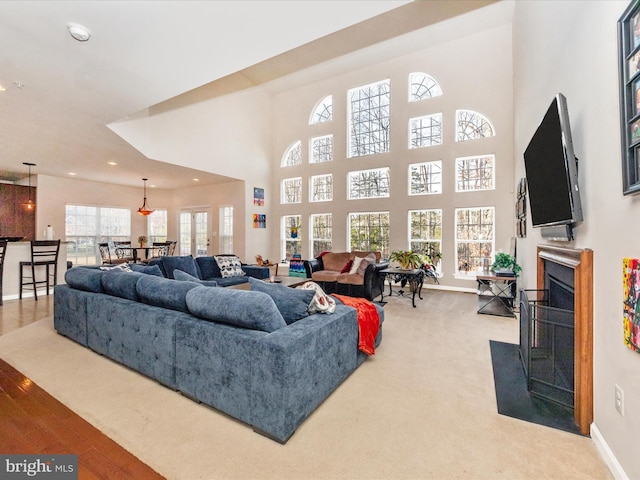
[489,340,582,435]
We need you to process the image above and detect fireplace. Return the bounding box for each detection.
[519,245,593,435]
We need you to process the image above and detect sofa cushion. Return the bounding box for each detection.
[321,252,351,272]
[64,267,105,293]
[195,256,222,280]
[136,275,200,313]
[129,263,165,277]
[337,273,365,285]
[312,270,341,283]
[161,255,201,279]
[351,251,382,263]
[214,255,245,278]
[185,286,286,332]
[354,252,377,275]
[174,269,219,287]
[248,277,315,324]
[101,270,146,301]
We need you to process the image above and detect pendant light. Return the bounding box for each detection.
[22,162,36,210]
[137,178,153,216]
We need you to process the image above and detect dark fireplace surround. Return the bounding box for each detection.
[519,245,593,435]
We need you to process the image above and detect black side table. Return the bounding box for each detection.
[476,274,517,317]
[379,268,424,307]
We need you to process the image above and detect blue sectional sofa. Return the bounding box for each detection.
[53,266,383,443]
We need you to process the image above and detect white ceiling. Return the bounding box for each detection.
[0,0,499,189]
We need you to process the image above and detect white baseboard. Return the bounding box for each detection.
[591,423,629,480]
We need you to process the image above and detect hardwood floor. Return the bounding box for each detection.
[0,296,165,480]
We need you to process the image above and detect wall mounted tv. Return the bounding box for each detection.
[523,93,583,241]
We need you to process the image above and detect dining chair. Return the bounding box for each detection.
[97,242,112,264]
[113,241,134,263]
[19,239,61,301]
[0,240,7,306]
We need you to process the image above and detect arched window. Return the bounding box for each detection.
[281,141,302,167]
[456,110,495,142]
[409,73,442,102]
[309,95,333,124]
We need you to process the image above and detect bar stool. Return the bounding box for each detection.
[19,239,61,301]
[0,240,7,306]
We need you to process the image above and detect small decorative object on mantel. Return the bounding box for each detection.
[138,235,147,247]
[491,253,521,277]
[389,250,426,270]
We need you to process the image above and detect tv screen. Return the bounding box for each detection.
[523,93,583,228]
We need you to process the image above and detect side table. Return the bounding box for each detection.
[379,267,424,307]
[476,273,517,317]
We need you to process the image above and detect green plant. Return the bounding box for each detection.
[491,253,521,277]
[389,250,426,270]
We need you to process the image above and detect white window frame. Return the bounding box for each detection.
[310,134,333,164]
[309,174,333,202]
[347,211,390,258]
[310,213,332,257]
[409,72,443,102]
[282,215,302,261]
[408,161,442,195]
[409,113,443,149]
[309,95,333,124]
[455,109,495,142]
[281,140,302,167]
[409,209,442,260]
[219,205,233,254]
[454,206,495,278]
[348,79,391,158]
[348,167,390,200]
[455,155,495,192]
[281,177,302,204]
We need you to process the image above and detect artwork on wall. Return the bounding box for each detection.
[623,257,640,353]
[516,177,527,238]
[618,1,640,194]
[253,214,266,229]
[253,187,264,206]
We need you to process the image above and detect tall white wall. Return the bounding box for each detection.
[513,1,635,477]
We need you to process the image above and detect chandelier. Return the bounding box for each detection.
[137,178,154,216]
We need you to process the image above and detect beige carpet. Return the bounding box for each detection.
[0,290,612,480]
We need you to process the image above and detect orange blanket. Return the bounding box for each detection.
[332,294,380,355]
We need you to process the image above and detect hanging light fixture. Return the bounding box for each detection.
[22,162,36,210]
[137,178,154,216]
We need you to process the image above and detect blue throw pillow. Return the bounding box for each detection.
[195,256,222,280]
[64,267,105,293]
[160,255,201,279]
[174,269,218,287]
[101,270,146,301]
[186,286,286,332]
[136,275,200,313]
[248,277,315,325]
[129,263,164,277]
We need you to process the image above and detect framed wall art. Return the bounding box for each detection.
[618,1,640,194]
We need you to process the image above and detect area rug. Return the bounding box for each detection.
[489,340,581,435]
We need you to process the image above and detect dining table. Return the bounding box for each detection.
[117,246,164,263]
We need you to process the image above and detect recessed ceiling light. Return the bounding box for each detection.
[67,23,91,42]
[193,178,200,182]
[107,161,117,166]
[68,172,76,176]
[0,85,5,92]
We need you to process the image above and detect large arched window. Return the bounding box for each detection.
[309,95,333,124]
[456,110,495,142]
[348,79,391,157]
[409,73,442,101]
[281,141,302,167]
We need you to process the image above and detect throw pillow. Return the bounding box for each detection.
[136,275,201,313]
[129,263,164,277]
[248,277,315,324]
[214,255,245,278]
[174,269,218,287]
[340,260,353,273]
[356,252,377,275]
[185,286,287,332]
[298,281,336,314]
[64,267,105,293]
[349,256,365,274]
[160,255,201,279]
[99,262,132,272]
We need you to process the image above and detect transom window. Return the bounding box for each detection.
[348,167,390,199]
[409,161,442,195]
[409,72,442,101]
[310,213,332,257]
[282,215,302,260]
[409,113,443,149]
[456,155,495,192]
[281,141,302,167]
[65,204,131,266]
[310,174,333,202]
[309,95,333,124]
[348,79,391,157]
[456,110,495,142]
[348,211,390,258]
[455,207,494,274]
[409,209,442,260]
[310,135,333,163]
[281,177,302,204]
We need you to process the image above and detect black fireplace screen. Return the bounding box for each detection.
[520,289,575,409]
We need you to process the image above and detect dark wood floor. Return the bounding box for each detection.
[0,297,166,480]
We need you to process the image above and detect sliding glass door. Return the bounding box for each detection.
[179,209,209,257]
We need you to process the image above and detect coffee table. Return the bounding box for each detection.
[267,276,308,288]
[379,267,424,307]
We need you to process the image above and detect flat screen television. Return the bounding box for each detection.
[523,93,583,239]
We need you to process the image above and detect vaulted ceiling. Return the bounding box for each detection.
[0,0,499,189]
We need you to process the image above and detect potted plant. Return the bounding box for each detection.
[389,250,426,270]
[138,235,147,247]
[491,253,521,277]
